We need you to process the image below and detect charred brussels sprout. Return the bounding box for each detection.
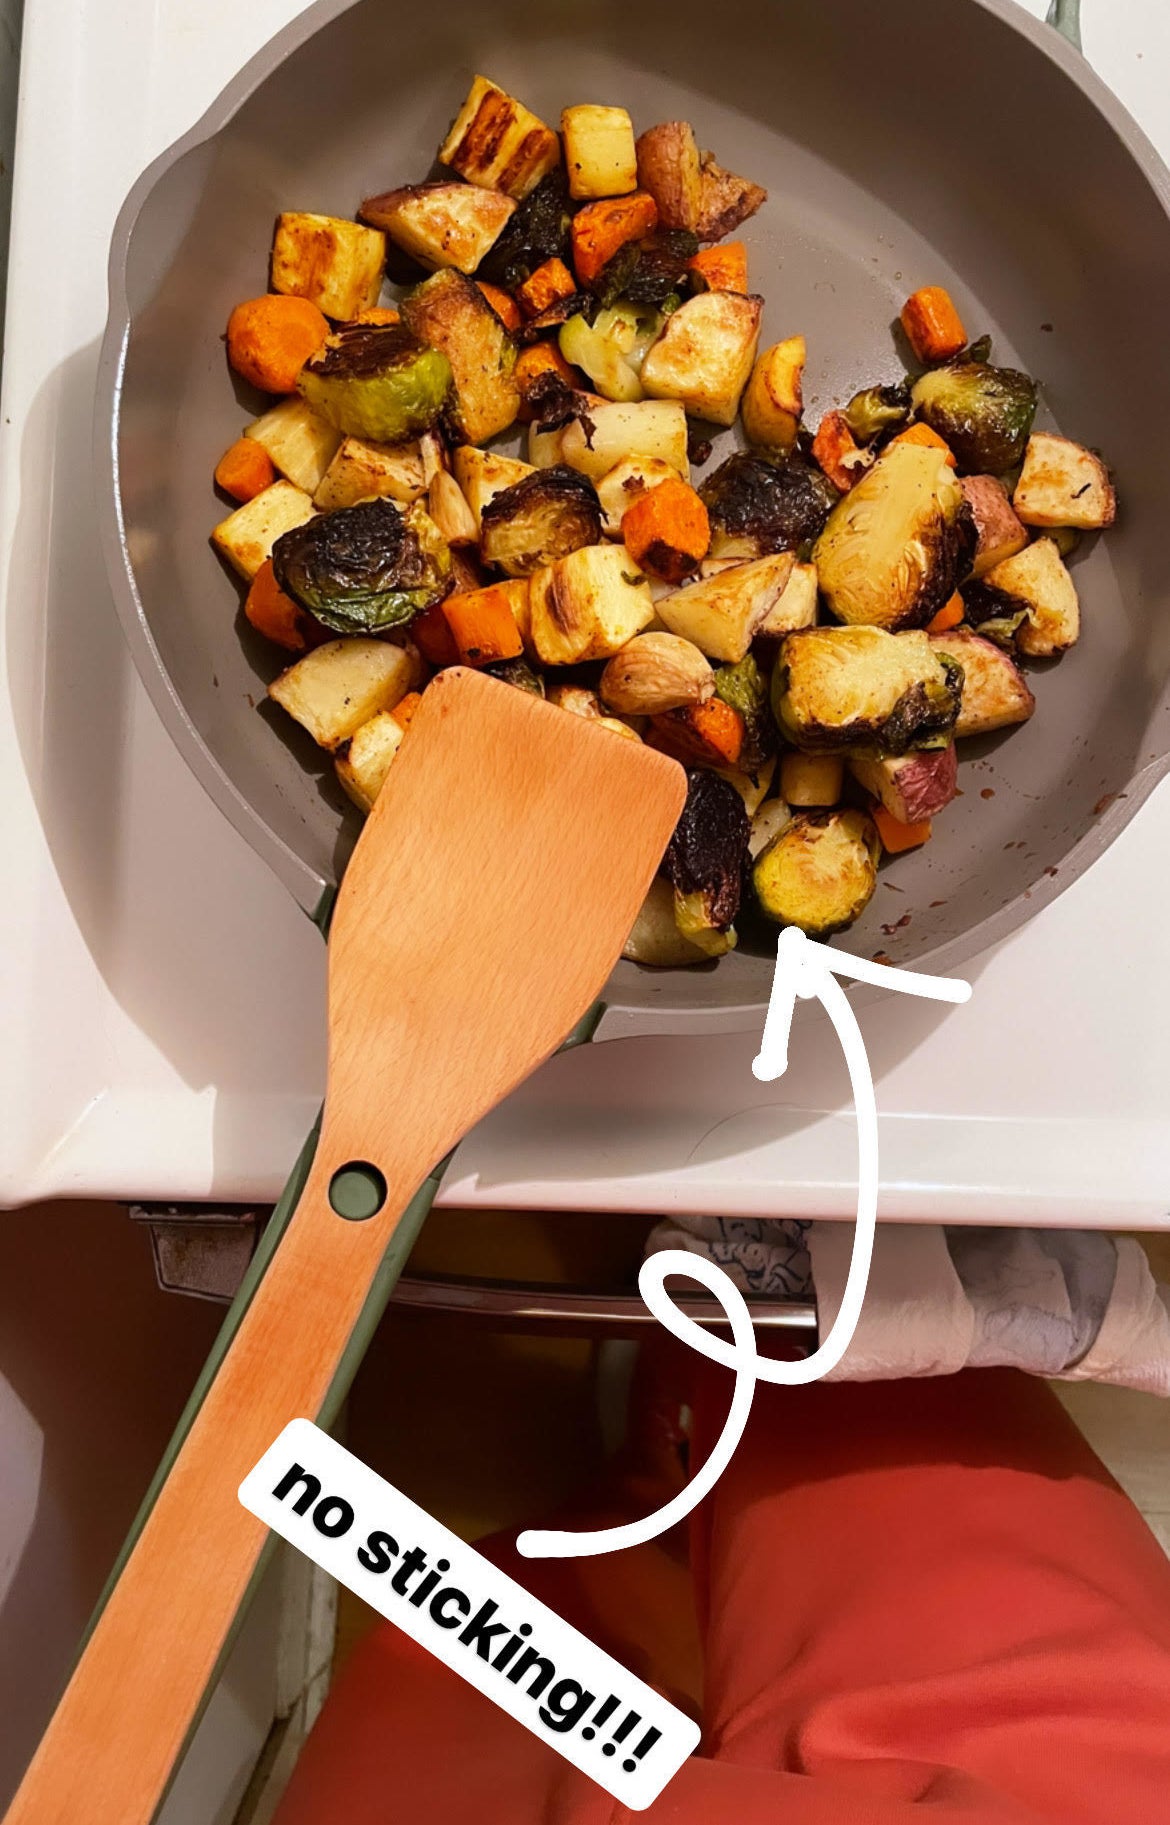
[593,230,700,309]
[774,625,964,756]
[958,579,1029,651]
[699,453,838,560]
[662,769,751,955]
[713,654,776,774]
[477,170,574,289]
[297,324,452,445]
[813,441,975,632]
[484,656,546,696]
[752,809,879,936]
[911,359,1038,475]
[842,382,911,444]
[272,498,452,635]
[479,467,603,576]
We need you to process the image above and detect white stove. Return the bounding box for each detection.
[2,0,1168,1224]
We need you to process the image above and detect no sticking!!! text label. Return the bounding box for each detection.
[239,1420,700,1810]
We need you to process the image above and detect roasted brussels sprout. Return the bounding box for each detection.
[593,229,700,309]
[477,169,574,289]
[699,452,838,560]
[479,467,602,576]
[400,270,520,445]
[713,653,776,774]
[842,382,911,444]
[484,656,546,696]
[773,625,964,756]
[297,324,452,445]
[272,498,452,634]
[957,579,1029,651]
[910,359,1038,475]
[662,769,750,955]
[752,809,879,936]
[813,441,975,631]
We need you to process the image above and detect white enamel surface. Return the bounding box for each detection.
[0,0,1167,1221]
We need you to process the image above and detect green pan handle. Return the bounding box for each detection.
[1046,0,1083,52]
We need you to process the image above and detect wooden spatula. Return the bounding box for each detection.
[8,667,686,1825]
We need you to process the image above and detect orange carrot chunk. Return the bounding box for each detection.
[570,192,659,287]
[926,593,965,634]
[226,295,330,394]
[475,282,522,331]
[812,411,866,492]
[214,436,277,503]
[411,600,461,669]
[516,258,578,319]
[900,286,967,365]
[349,305,401,326]
[648,697,744,768]
[621,477,710,584]
[390,690,423,731]
[243,560,319,652]
[893,421,957,465]
[688,242,748,294]
[442,584,525,666]
[872,804,933,853]
[514,341,580,419]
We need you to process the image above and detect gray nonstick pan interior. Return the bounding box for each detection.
[99,0,1170,1030]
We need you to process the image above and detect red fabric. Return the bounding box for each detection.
[276,1368,1170,1823]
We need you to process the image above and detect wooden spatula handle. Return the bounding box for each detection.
[5,1139,438,1825]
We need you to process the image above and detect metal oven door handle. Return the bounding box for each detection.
[389,1271,818,1338]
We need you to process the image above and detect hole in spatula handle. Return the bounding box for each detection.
[329,1162,388,1221]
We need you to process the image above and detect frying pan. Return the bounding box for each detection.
[98,0,1170,1037]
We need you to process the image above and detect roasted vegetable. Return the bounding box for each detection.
[716,754,776,816]
[780,752,844,808]
[893,421,956,463]
[478,170,573,289]
[515,257,577,319]
[476,281,522,331]
[871,804,932,853]
[226,295,329,395]
[849,744,958,824]
[634,122,704,231]
[562,104,638,198]
[600,631,713,715]
[480,467,602,576]
[426,468,478,547]
[695,149,767,241]
[297,324,452,445]
[926,593,965,634]
[662,769,750,955]
[961,474,1029,578]
[655,551,795,661]
[813,441,974,631]
[438,75,561,199]
[929,630,1036,736]
[484,655,546,696]
[757,559,819,638]
[699,453,837,560]
[812,411,873,493]
[216,437,276,503]
[966,537,1080,659]
[528,542,655,664]
[742,337,805,452]
[1012,432,1117,530]
[620,476,710,582]
[268,636,419,751]
[842,382,911,445]
[597,230,700,310]
[451,445,535,530]
[911,358,1038,474]
[571,193,660,288]
[334,710,405,812]
[714,652,775,774]
[243,559,322,651]
[212,480,316,581]
[623,874,710,967]
[513,341,579,419]
[270,213,385,321]
[558,311,643,402]
[245,398,343,495]
[648,696,744,768]
[640,291,762,426]
[749,797,791,859]
[689,242,748,295]
[358,182,515,274]
[752,809,879,936]
[596,456,681,537]
[272,498,451,634]
[400,270,520,443]
[900,286,967,365]
[560,399,689,481]
[313,436,426,512]
[774,626,963,756]
[442,581,526,665]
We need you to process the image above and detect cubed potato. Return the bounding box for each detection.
[560,400,689,481]
[715,755,776,816]
[640,292,762,426]
[596,457,682,538]
[654,551,795,661]
[623,874,709,967]
[245,398,343,495]
[742,337,805,451]
[562,105,638,199]
[634,122,703,232]
[930,629,1036,736]
[313,437,426,512]
[961,475,1029,578]
[779,753,844,809]
[696,151,767,241]
[528,543,655,664]
[757,560,819,638]
[849,746,959,824]
[438,75,560,198]
[452,445,535,531]
[984,538,1080,658]
[270,212,385,321]
[1012,431,1117,530]
[400,269,519,444]
[359,182,515,275]
[212,480,315,581]
[269,638,419,750]
[334,710,406,813]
